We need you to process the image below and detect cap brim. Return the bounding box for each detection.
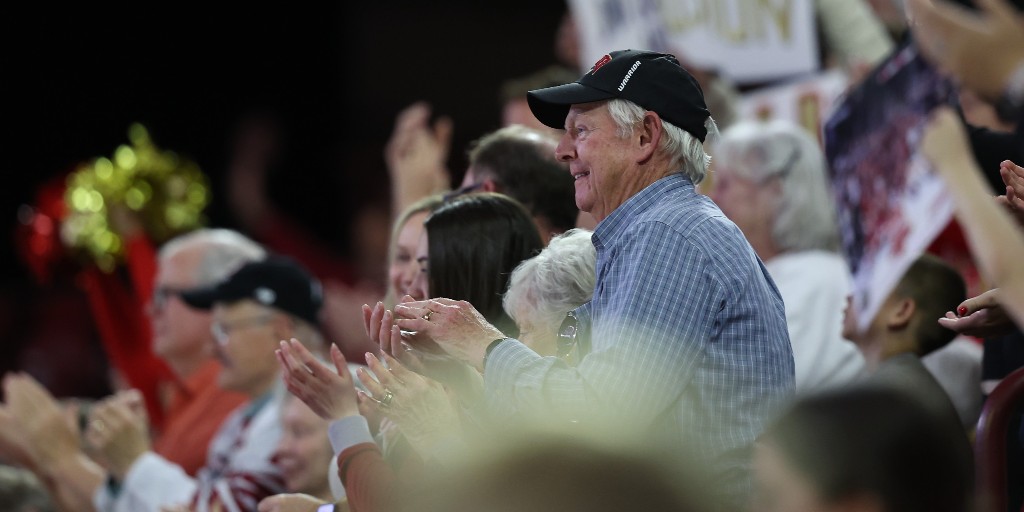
[179,286,222,310]
[527,82,616,129]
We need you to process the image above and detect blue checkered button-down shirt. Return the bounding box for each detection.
[485,173,795,500]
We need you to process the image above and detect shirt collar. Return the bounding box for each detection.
[242,379,286,421]
[592,173,694,251]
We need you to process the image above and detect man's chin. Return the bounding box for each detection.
[574,195,594,214]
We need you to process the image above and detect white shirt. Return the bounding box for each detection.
[766,250,866,392]
[93,384,286,512]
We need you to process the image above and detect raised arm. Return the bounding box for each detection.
[921,107,1024,329]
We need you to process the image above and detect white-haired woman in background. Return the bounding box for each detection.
[709,119,865,392]
[502,228,597,359]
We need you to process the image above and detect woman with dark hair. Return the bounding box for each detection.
[753,387,974,512]
[275,191,544,512]
[407,192,544,337]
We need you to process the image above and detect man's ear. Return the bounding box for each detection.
[480,178,499,193]
[886,297,916,330]
[636,112,663,164]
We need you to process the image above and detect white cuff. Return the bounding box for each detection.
[328,415,375,455]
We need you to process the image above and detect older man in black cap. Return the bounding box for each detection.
[90,255,326,512]
[382,49,794,508]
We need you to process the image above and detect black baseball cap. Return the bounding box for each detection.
[180,255,323,326]
[527,49,711,142]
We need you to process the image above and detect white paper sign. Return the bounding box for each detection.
[569,0,819,84]
[736,68,849,137]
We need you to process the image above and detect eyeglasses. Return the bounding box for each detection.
[556,310,579,363]
[150,286,191,311]
[442,182,485,202]
[210,315,275,344]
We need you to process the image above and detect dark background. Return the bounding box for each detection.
[1,1,569,392]
[5,0,569,267]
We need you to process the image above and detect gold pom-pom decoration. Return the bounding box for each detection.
[61,123,210,272]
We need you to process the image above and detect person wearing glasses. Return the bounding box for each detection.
[501,228,596,363]
[87,255,324,512]
[709,119,866,393]
[1,228,266,510]
[454,125,577,244]
[387,50,795,509]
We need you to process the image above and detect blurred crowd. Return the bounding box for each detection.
[1,0,1023,511]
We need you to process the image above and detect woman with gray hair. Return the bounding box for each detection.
[502,228,597,358]
[709,119,865,392]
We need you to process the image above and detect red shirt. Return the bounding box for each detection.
[152,360,247,476]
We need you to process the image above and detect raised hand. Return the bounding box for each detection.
[84,389,151,480]
[0,404,34,469]
[2,373,80,473]
[938,288,1017,338]
[276,339,360,421]
[394,298,506,371]
[996,160,1024,228]
[384,102,454,216]
[907,0,1024,101]
[357,351,462,458]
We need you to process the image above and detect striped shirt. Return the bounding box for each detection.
[485,173,795,502]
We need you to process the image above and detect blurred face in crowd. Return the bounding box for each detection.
[149,245,215,365]
[408,232,430,301]
[390,211,429,301]
[274,396,333,498]
[555,102,639,222]
[211,300,282,395]
[708,167,778,244]
[753,441,835,512]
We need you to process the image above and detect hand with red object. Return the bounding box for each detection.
[938,288,1017,338]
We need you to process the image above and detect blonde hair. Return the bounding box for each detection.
[384,194,445,307]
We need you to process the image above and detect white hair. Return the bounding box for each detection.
[606,99,719,185]
[158,228,267,286]
[502,228,597,337]
[712,119,840,253]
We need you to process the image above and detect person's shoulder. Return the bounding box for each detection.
[634,188,727,235]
